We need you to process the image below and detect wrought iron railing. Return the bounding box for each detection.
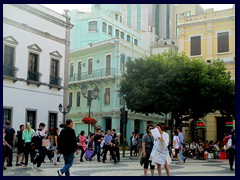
[3,66,18,77]
[49,76,62,86]
[69,68,116,82]
[27,71,42,82]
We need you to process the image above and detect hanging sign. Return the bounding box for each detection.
[226,122,233,127]
[196,119,206,129]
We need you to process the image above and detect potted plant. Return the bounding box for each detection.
[82,117,97,125]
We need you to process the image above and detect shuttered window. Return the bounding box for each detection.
[104,88,110,105]
[218,32,229,53]
[190,36,201,56]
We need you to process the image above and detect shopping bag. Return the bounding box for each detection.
[85,149,94,160]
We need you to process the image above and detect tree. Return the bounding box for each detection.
[120,52,235,128]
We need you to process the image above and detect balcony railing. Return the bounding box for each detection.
[3,66,18,77]
[69,68,116,82]
[49,76,62,86]
[27,71,42,82]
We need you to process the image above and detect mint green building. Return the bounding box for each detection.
[68,7,165,143]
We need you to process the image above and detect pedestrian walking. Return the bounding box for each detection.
[141,124,155,176]
[78,130,87,162]
[4,120,16,167]
[52,128,60,165]
[112,133,121,162]
[57,119,79,176]
[173,130,182,164]
[227,129,235,171]
[130,132,135,156]
[22,122,35,167]
[93,128,104,162]
[16,124,25,166]
[177,127,187,163]
[102,130,117,163]
[31,123,47,171]
[150,124,171,176]
[42,129,53,164]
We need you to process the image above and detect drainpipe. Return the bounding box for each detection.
[63,9,73,124]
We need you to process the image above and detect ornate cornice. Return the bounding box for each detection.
[3,17,66,44]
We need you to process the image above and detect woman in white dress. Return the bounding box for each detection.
[149,123,171,176]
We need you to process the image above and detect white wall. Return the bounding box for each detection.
[3,4,67,130]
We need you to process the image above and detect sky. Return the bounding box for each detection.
[41,4,234,14]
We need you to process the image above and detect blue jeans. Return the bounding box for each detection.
[179,146,186,161]
[60,153,74,176]
[95,144,101,161]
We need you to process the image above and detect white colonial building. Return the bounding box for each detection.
[3,4,73,130]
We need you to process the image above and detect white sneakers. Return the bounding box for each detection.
[31,163,44,171]
[31,163,36,170]
[36,167,44,171]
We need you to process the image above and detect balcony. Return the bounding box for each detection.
[27,71,42,86]
[49,76,63,90]
[69,68,116,84]
[3,66,19,83]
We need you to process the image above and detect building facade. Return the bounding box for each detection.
[3,4,73,130]
[177,7,235,141]
[173,4,205,42]
[68,7,165,142]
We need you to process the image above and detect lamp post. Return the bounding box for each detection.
[80,84,100,133]
[58,103,71,124]
[120,94,127,157]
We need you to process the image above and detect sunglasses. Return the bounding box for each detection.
[149,128,154,130]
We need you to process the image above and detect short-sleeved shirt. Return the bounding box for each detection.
[4,127,15,145]
[142,133,154,153]
[173,135,180,149]
[16,130,25,147]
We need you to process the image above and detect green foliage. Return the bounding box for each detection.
[120,52,235,124]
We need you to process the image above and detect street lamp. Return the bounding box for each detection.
[58,103,71,124]
[120,94,128,157]
[80,84,100,133]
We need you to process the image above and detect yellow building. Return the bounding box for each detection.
[173,4,205,41]
[177,7,235,142]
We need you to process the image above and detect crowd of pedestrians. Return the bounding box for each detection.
[3,119,235,176]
